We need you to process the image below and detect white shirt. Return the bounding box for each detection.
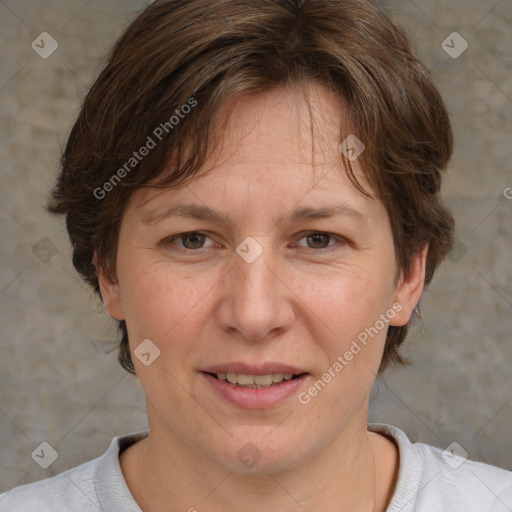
[1,423,511,511]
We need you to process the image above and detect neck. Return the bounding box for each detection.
[120,412,398,512]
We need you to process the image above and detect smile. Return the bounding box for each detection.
[211,372,303,388]
[200,371,310,409]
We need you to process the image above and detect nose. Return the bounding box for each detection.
[216,237,295,342]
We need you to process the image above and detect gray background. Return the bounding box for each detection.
[0,0,511,493]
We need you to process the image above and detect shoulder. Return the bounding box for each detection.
[369,423,512,512]
[0,430,148,512]
[0,457,100,512]
[413,441,512,510]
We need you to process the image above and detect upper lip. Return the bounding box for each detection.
[201,362,308,375]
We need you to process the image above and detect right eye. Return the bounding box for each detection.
[163,231,216,251]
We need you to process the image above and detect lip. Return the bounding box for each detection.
[200,362,308,375]
[201,371,310,409]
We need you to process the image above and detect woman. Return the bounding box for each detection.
[1,0,511,510]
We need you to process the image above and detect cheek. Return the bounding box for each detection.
[296,273,392,414]
[296,265,392,334]
[292,260,395,379]
[118,258,217,349]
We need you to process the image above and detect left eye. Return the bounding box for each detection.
[295,232,339,249]
[165,231,341,251]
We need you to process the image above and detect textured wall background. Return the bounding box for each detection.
[0,0,511,493]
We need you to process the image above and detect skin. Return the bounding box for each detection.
[98,82,427,512]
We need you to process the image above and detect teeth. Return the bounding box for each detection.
[254,374,273,386]
[226,373,238,384]
[216,372,299,388]
[237,374,254,385]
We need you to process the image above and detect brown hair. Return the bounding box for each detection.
[48,0,454,375]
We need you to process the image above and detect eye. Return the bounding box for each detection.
[165,231,215,250]
[294,231,344,250]
[163,230,346,253]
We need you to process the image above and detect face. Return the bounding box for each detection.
[99,83,425,473]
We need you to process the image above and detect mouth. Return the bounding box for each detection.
[202,371,307,389]
[200,368,311,409]
[199,363,311,408]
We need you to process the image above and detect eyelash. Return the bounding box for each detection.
[163,231,347,253]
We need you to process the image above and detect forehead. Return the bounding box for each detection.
[128,83,377,223]
[209,83,360,175]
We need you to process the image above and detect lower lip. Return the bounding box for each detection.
[201,372,310,409]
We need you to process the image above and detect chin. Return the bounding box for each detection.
[208,432,312,475]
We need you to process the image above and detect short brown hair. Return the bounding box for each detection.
[48,0,455,375]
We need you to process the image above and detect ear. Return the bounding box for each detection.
[389,245,428,327]
[95,253,125,321]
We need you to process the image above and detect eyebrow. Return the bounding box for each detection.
[140,202,368,227]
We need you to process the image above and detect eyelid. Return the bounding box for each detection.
[163,230,348,252]
[292,231,348,250]
[164,231,215,250]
